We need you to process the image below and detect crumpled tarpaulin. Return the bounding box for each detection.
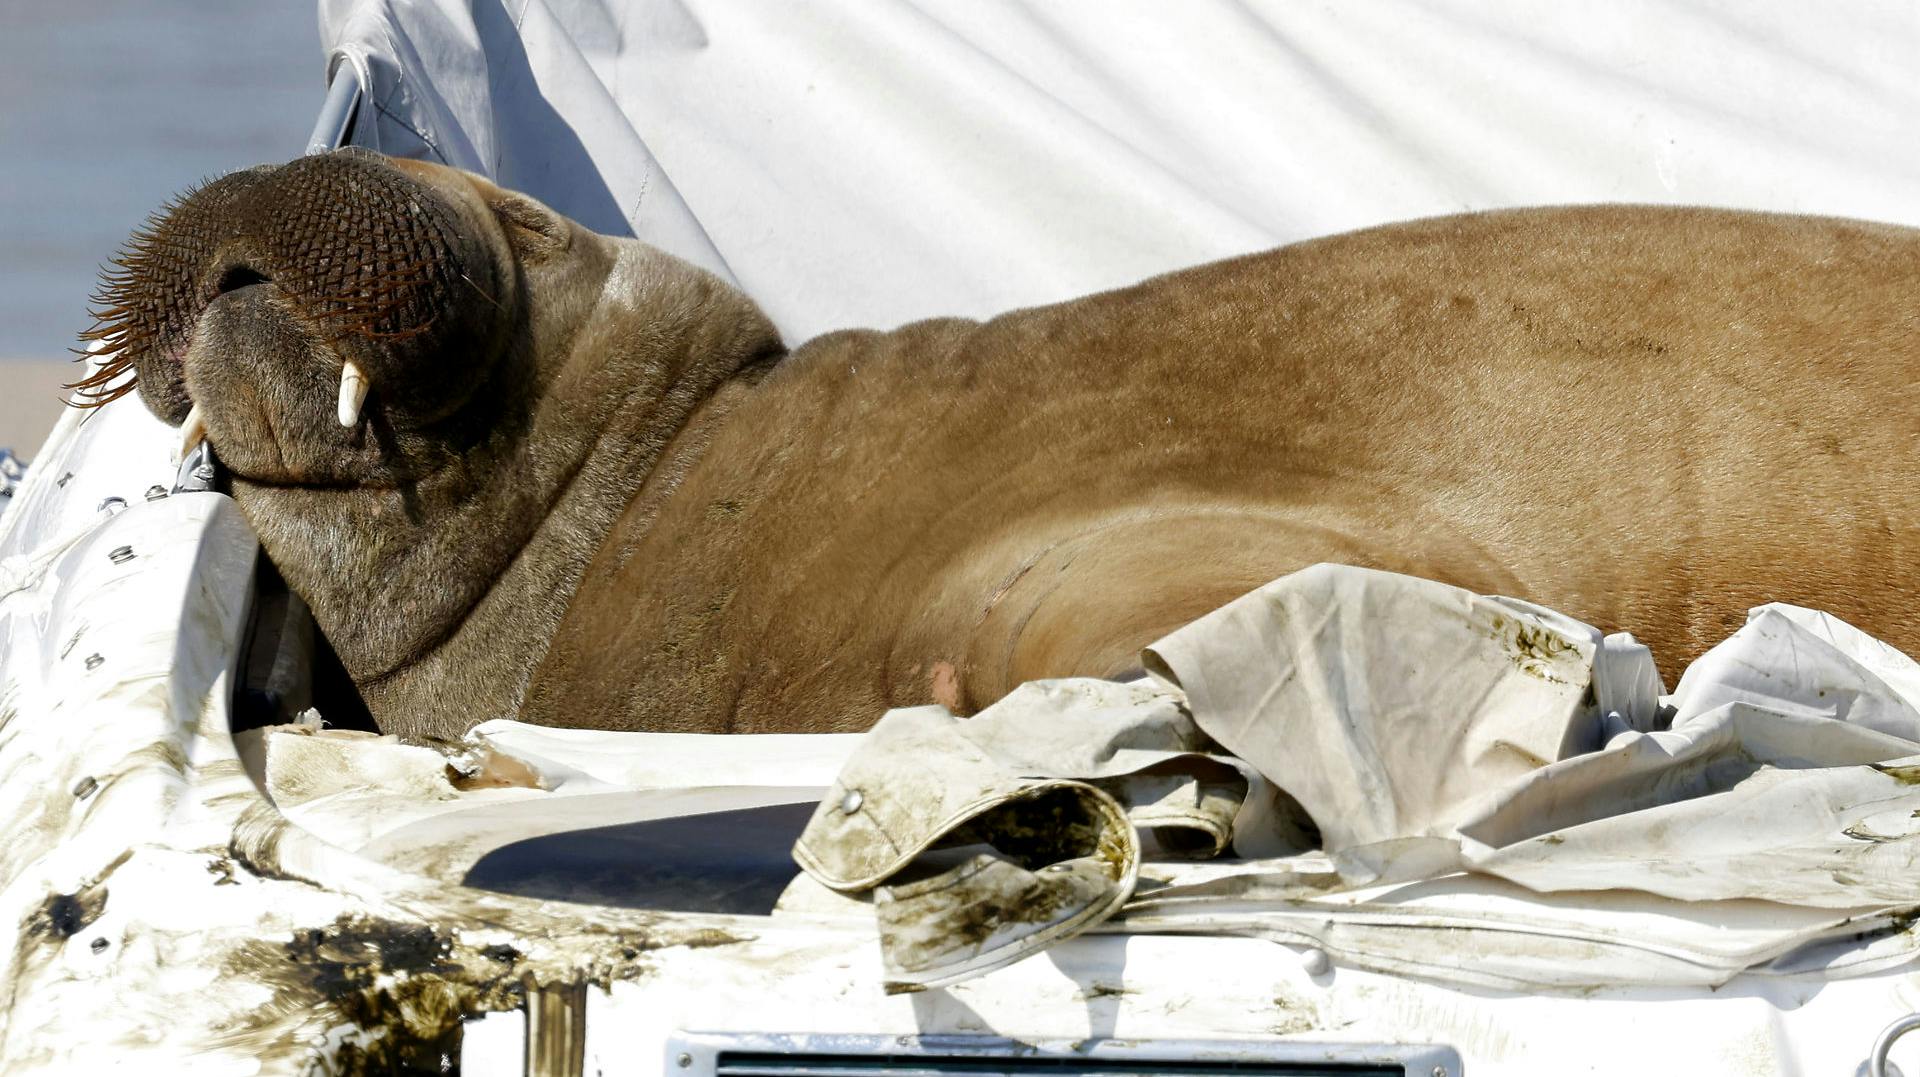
[791,564,1920,992]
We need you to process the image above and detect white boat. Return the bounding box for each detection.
[4,3,1919,1073]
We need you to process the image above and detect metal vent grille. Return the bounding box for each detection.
[670,1035,1460,1077]
[715,1052,1403,1077]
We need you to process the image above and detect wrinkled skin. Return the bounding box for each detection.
[107,149,780,735]
[104,149,1919,739]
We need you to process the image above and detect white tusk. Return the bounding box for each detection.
[337,360,369,428]
[176,402,207,464]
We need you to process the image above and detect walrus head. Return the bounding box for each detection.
[79,147,590,487]
[78,150,783,735]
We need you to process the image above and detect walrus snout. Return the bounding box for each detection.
[79,149,516,483]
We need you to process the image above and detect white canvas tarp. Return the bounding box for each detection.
[318,1,1920,346]
[235,565,1920,993]
[789,566,1920,991]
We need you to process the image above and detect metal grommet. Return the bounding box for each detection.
[71,776,98,799]
[143,485,168,502]
[107,546,134,565]
[97,497,126,517]
[839,789,864,814]
[676,1053,694,1069]
[83,654,104,670]
[89,937,109,954]
[1869,1013,1920,1077]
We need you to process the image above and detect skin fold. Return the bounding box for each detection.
[103,149,1918,739]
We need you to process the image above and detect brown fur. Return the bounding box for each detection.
[118,152,1919,739]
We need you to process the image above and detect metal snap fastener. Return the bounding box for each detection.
[83,654,104,670]
[840,790,864,814]
[143,485,168,502]
[71,776,98,799]
[107,546,134,565]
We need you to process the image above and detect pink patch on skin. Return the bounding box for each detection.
[930,661,961,711]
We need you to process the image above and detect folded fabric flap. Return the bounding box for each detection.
[1227,768,1325,860]
[1109,902,1898,992]
[1088,758,1245,859]
[952,678,1216,774]
[792,705,1033,890]
[1462,753,1920,907]
[1592,630,1668,739]
[1111,868,1909,990]
[861,781,1141,990]
[1455,704,1920,851]
[1670,604,1920,740]
[1757,908,1920,980]
[875,847,1137,992]
[1332,836,1467,891]
[1124,863,1347,909]
[793,682,1228,891]
[1146,564,1629,853]
[958,681,1272,855]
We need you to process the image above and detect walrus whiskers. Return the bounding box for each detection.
[76,155,468,431]
[459,272,508,317]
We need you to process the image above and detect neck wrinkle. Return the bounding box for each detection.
[343,284,785,703]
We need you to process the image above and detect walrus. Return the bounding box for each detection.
[80,148,1918,740]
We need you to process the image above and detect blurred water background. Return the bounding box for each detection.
[0,0,320,449]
